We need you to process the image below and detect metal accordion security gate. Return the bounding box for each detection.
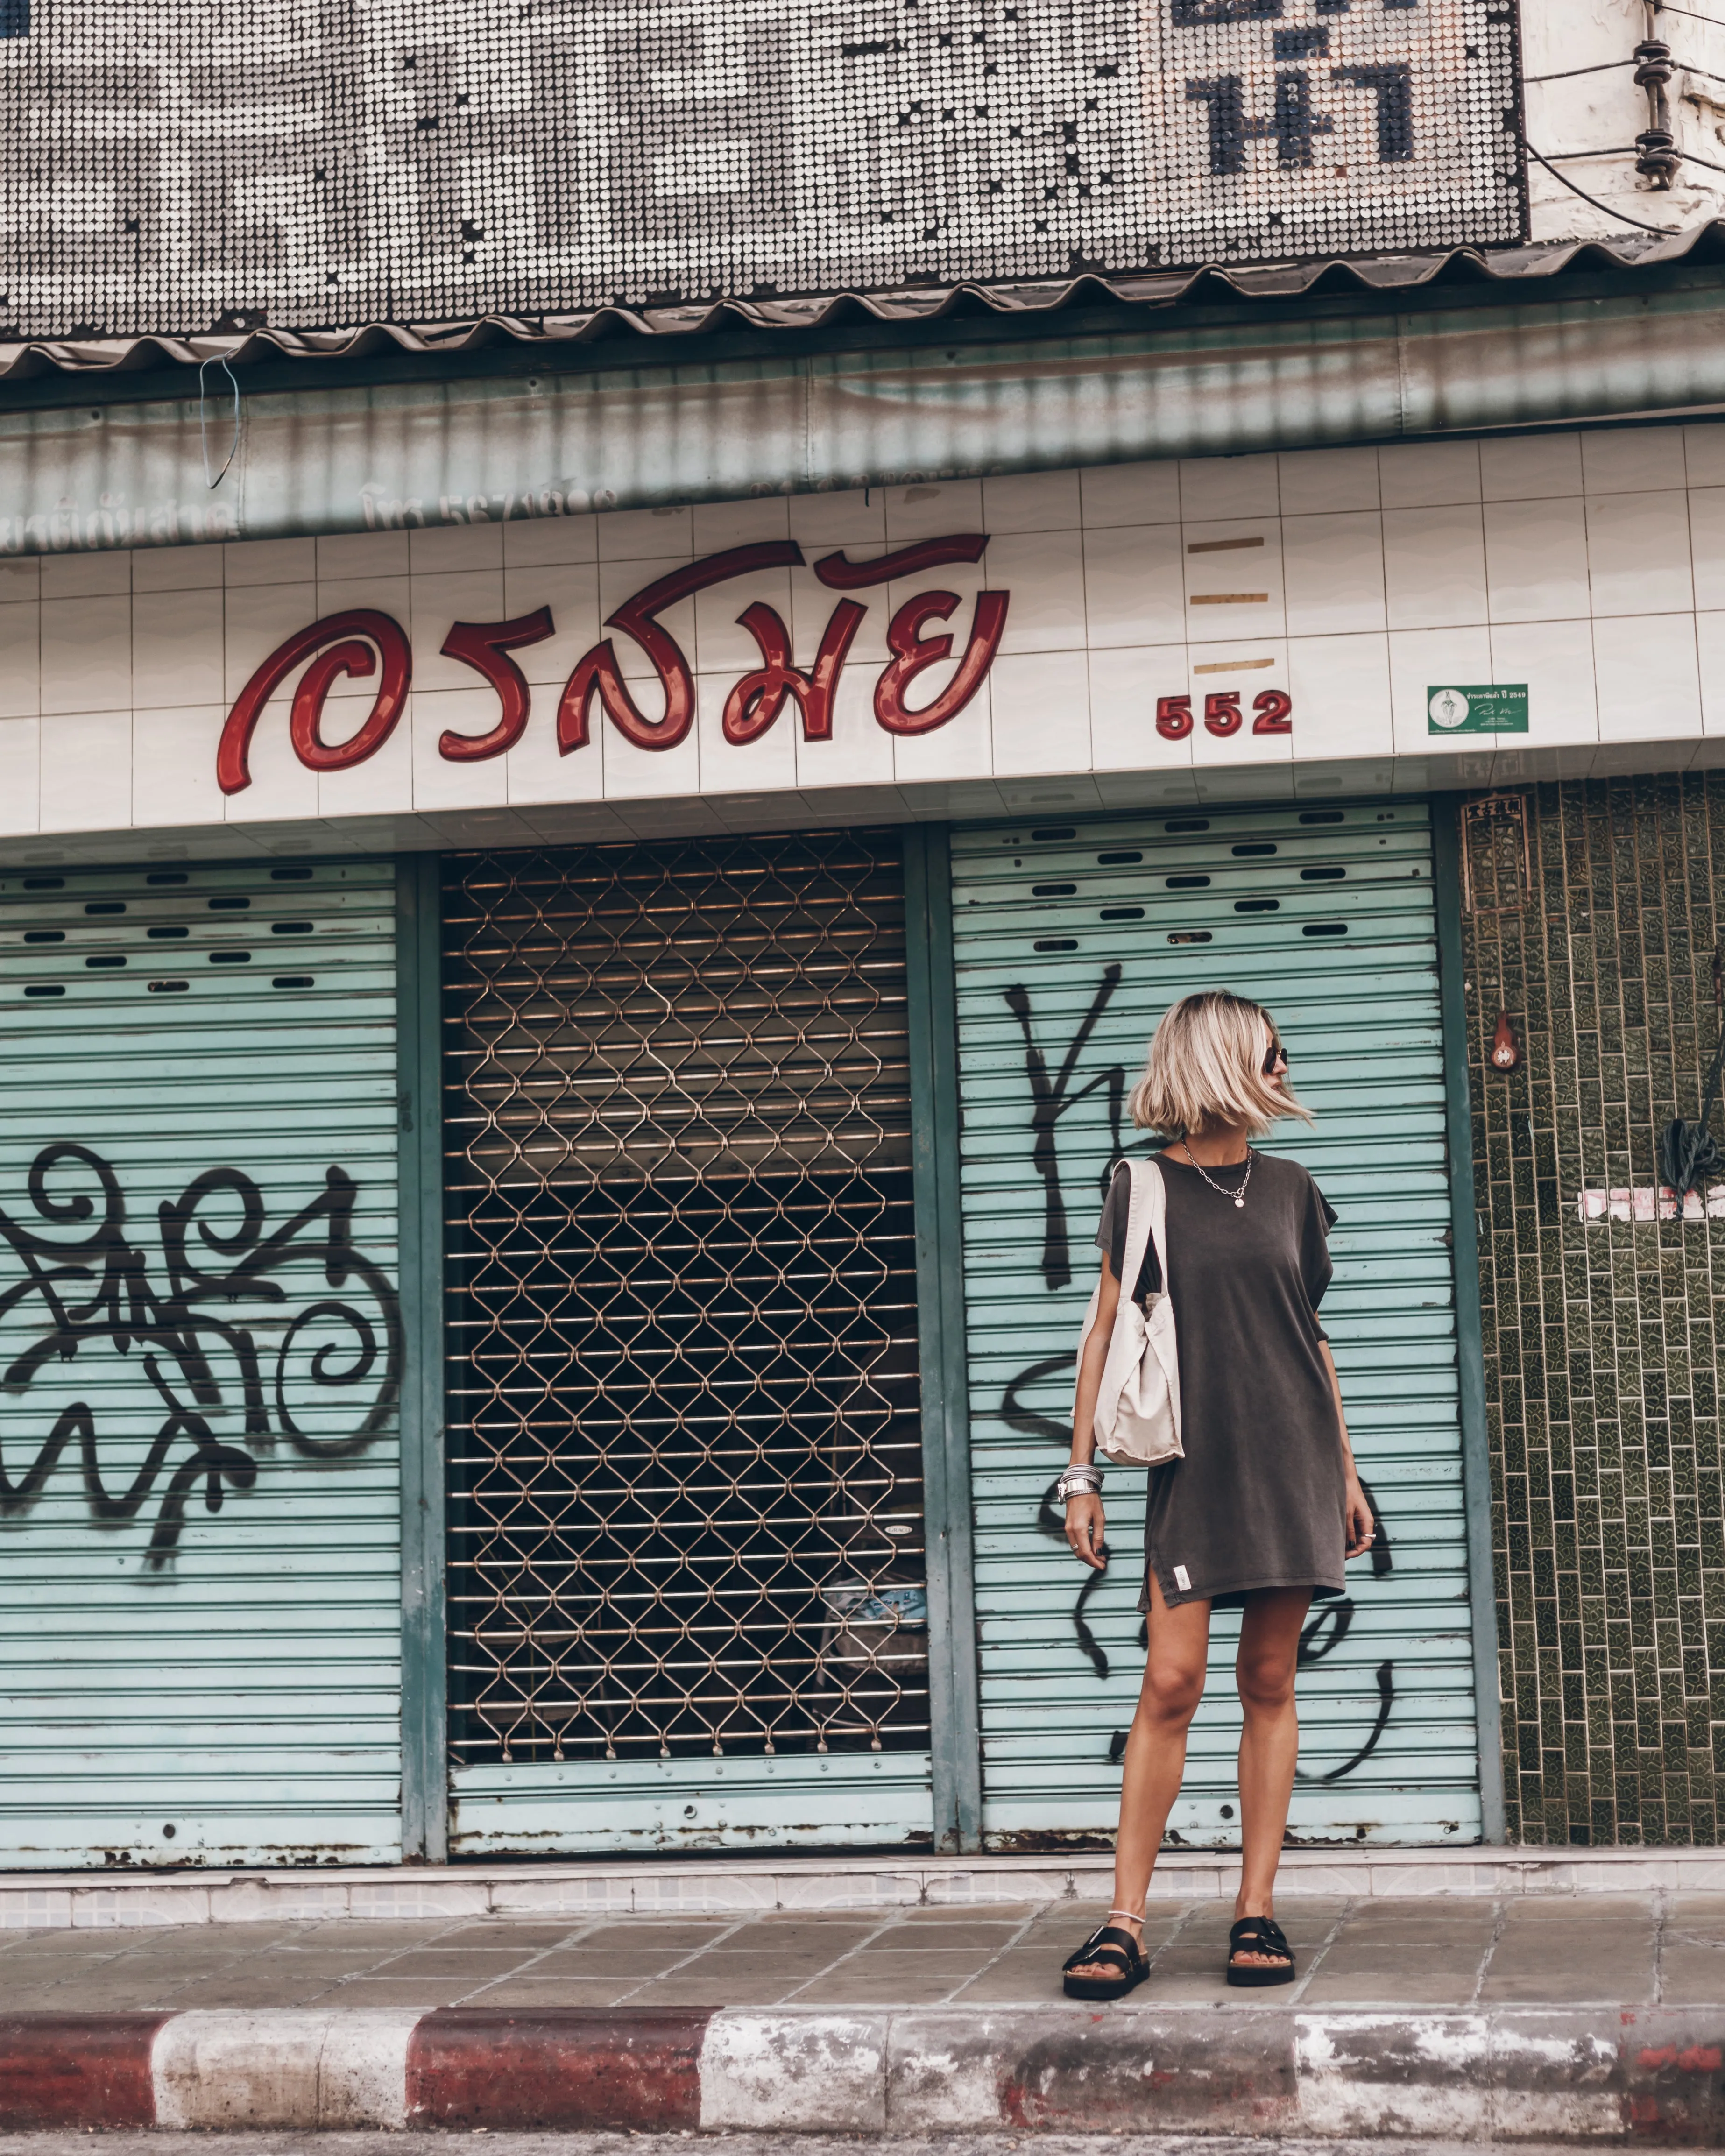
[0,858,403,1867]
[949,799,1482,1848]
[441,830,933,1853]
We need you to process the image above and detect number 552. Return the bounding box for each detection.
[1156,689,1293,740]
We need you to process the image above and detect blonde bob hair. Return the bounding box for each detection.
[1128,989,1311,1139]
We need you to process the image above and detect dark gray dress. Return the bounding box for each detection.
[1094,1151,1345,1611]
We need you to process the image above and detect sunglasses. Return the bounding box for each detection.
[1263,1032,1290,1075]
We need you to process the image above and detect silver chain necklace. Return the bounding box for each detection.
[1177,1141,1254,1209]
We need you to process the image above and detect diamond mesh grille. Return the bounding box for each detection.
[444,831,926,1765]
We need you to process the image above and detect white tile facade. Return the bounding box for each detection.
[3,421,1721,852]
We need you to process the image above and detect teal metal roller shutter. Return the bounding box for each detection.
[951,800,1479,1849]
[0,859,402,1867]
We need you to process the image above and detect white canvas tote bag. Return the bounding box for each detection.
[1073,1158,1183,1466]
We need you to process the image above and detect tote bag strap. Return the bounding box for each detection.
[1144,1155,1169,1298]
[1115,1158,1156,1304]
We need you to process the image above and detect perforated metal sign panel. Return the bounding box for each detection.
[0,0,1524,337]
[0,859,401,1868]
[950,800,1481,1849]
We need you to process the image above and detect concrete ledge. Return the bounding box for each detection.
[3,1844,1725,1929]
[0,2004,1719,2137]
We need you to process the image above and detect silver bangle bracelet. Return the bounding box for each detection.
[1056,1466,1103,1501]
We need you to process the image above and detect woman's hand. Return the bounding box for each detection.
[1343,1477,1374,1560]
[1065,1492,1108,1571]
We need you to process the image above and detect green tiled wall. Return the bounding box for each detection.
[1461,775,1725,1845]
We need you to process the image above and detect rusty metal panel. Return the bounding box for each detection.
[950,799,1482,1850]
[0,857,402,1868]
[442,832,934,1853]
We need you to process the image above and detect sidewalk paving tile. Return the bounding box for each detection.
[949,1956,1069,2003]
[1478,1899,1655,2004]
[700,1923,875,1953]
[896,1903,1041,1922]
[1642,1944,1725,2003]
[866,1922,1023,1947]
[565,1940,728,1958]
[310,1980,495,2007]
[458,1981,643,2007]
[504,1950,703,1978]
[371,1951,549,1975]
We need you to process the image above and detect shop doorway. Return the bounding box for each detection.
[442,831,933,1852]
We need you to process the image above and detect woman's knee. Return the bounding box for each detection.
[1140,1656,1206,1724]
[1236,1647,1296,1714]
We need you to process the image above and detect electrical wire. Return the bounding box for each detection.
[1525,60,1638,81]
[1526,50,1725,90]
[1520,135,1686,233]
[1652,2,1725,23]
[198,356,240,490]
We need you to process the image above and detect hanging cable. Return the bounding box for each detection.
[198,355,240,491]
[1519,134,1685,231]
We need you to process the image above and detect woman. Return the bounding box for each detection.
[1057,989,1373,1997]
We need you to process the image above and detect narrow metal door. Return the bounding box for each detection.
[442,832,933,1853]
[949,800,1480,1848]
[0,858,402,1866]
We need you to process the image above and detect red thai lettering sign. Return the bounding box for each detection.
[217,534,1009,795]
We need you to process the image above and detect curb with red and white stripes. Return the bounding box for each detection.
[1,2003,1724,2138]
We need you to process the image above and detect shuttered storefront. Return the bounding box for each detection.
[952,800,1480,1847]
[0,859,402,1867]
[442,832,933,1854]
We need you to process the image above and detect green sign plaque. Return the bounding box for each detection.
[1426,684,1529,735]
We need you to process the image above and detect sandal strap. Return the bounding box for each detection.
[1229,1915,1292,1960]
[1063,1922,1145,1974]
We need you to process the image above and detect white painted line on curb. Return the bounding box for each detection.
[699,2012,887,2133]
[150,2009,421,2129]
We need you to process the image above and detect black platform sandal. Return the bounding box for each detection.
[1226,1914,1295,1987]
[1061,1909,1149,2000]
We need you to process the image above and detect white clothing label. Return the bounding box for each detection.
[1174,1565,1191,1590]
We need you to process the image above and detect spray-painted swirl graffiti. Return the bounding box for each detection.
[1000,967,1398,1782]
[0,1144,401,1567]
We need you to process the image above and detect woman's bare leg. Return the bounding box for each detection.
[1230,1586,1313,1965]
[1067,1572,1210,1980]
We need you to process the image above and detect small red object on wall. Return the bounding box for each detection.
[1490,1011,1520,1072]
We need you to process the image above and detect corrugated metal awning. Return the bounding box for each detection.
[3,224,1722,382]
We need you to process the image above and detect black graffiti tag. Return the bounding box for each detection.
[1294,1471,1396,1783]
[1004,967,1128,1290]
[0,1145,401,1566]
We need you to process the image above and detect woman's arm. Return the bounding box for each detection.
[1064,1254,1120,1573]
[1321,1340,1374,1559]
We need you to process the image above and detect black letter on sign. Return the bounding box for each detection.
[1331,62,1413,160]
[1273,71,1334,164]
[1186,76,1248,173]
